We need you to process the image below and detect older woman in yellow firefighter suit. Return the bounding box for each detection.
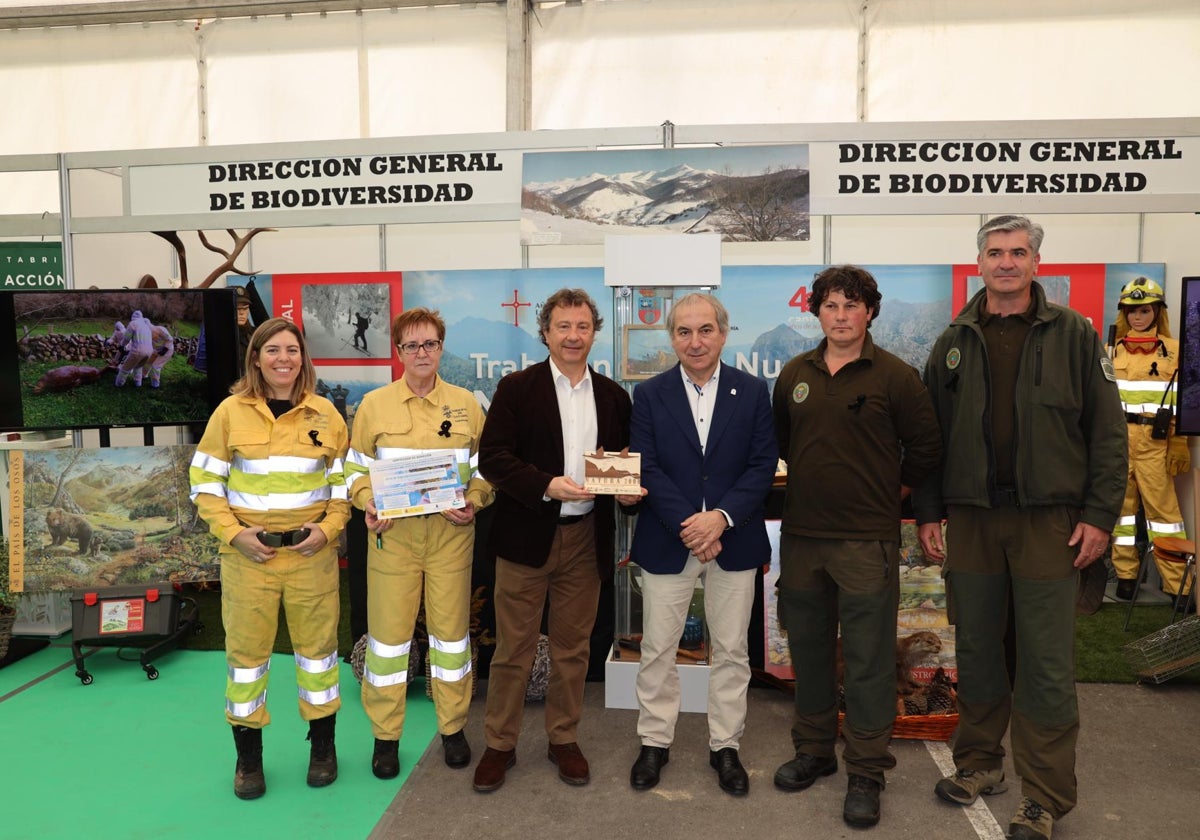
[190,317,350,800]
[345,307,494,780]
[1110,277,1192,607]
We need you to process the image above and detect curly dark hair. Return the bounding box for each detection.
[809,264,881,324]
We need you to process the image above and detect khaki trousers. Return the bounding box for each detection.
[222,545,342,727]
[362,513,474,741]
[483,515,600,750]
[636,555,756,751]
[1111,425,1190,594]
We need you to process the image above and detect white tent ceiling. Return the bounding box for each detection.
[0,0,1196,159]
[0,0,1197,289]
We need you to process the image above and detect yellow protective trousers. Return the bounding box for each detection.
[362,512,474,741]
[1111,424,1191,595]
[221,545,342,727]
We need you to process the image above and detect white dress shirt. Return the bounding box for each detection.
[550,358,598,517]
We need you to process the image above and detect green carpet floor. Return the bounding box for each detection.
[0,641,437,840]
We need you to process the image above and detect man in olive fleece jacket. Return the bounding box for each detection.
[913,215,1126,840]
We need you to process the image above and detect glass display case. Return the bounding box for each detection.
[613,559,710,667]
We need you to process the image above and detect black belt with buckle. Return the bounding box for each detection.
[242,513,324,548]
[257,528,311,548]
[558,511,593,526]
[1125,412,1155,426]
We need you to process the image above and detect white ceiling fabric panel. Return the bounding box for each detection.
[364,5,508,137]
[0,22,198,154]
[203,15,363,145]
[866,0,1200,121]
[532,0,863,129]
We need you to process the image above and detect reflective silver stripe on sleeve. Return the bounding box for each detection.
[346,471,373,494]
[190,481,229,502]
[347,448,375,469]
[191,451,231,477]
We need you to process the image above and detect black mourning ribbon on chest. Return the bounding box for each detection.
[438,420,452,438]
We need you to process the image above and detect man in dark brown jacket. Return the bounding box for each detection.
[472,287,633,794]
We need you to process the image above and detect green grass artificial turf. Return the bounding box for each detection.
[1076,601,1200,684]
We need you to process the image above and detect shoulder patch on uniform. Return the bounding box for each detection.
[1100,356,1116,382]
[792,382,810,404]
[946,347,962,370]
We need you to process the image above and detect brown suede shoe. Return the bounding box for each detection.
[472,747,516,793]
[548,742,590,785]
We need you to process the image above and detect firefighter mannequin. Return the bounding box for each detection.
[190,318,350,800]
[1110,277,1193,607]
[344,308,493,780]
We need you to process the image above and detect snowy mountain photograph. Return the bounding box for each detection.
[522,145,810,245]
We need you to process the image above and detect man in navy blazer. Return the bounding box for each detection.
[626,292,778,796]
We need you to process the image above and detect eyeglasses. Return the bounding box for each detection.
[398,339,443,355]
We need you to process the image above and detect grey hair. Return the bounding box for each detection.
[667,292,730,335]
[977,215,1045,255]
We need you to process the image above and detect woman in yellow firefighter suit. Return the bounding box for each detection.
[190,317,350,800]
[345,307,493,780]
[1110,277,1193,609]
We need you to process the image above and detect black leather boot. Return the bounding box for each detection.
[231,725,266,800]
[306,714,338,787]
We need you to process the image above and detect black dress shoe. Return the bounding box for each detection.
[844,774,882,828]
[630,746,670,791]
[774,752,837,791]
[709,747,749,796]
[442,730,471,769]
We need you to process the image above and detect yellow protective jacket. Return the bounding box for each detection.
[189,392,350,545]
[1113,329,1179,417]
[345,376,493,513]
